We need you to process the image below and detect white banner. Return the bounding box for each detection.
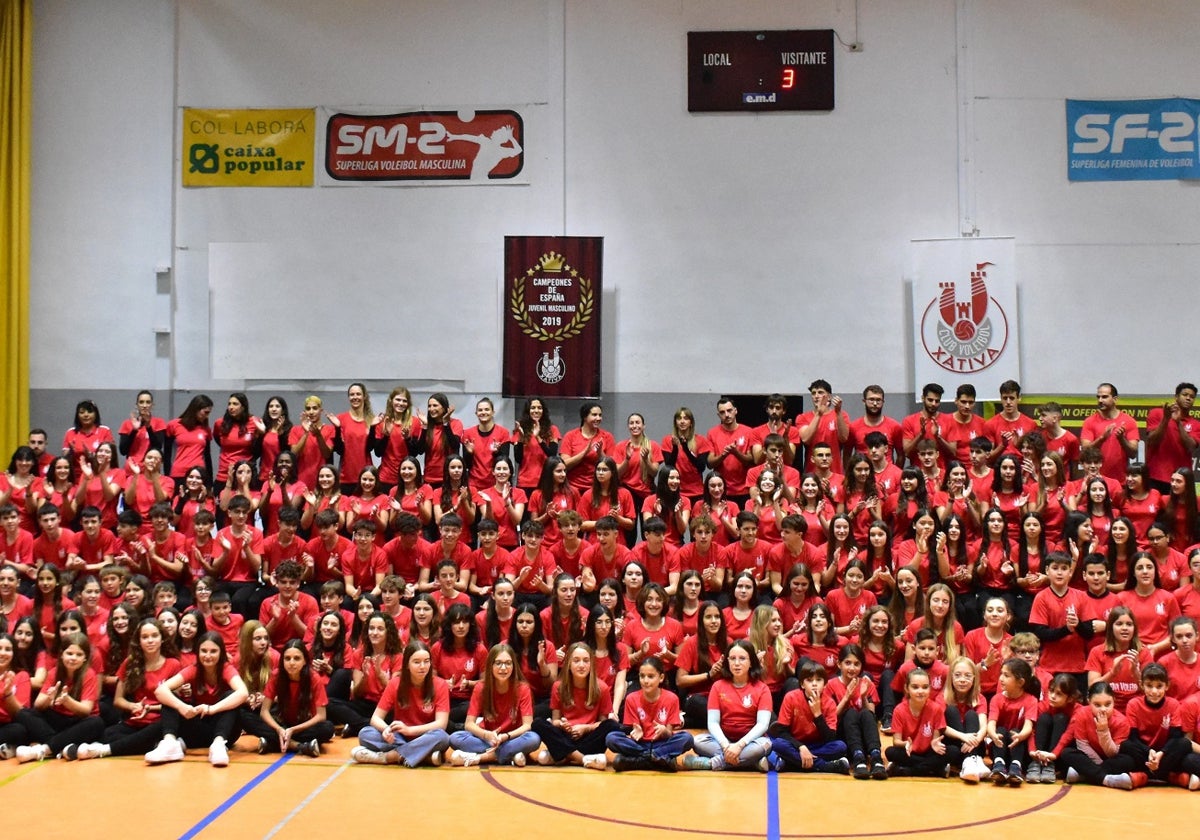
[910,237,1019,401]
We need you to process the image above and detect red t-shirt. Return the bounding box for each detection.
[377,674,450,727]
[706,678,771,741]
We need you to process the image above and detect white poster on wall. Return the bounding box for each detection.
[910,237,1019,401]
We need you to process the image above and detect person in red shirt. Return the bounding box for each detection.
[985,658,1039,784]
[355,638,453,763]
[512,397,560,498]
[213,496,264,618]
[371,387,423,493]
[849,385,904,466]
[61,399,115,462]
[884,665,948,777]
[287,397,336,490]
[17,632,103,762]
[984,380,1038,463]
[938,384,987,467]
[766,659,849,773]
[211,392,262,491]
[795,379,850,474]
[247,639,333,756]
[77,616,181,760]
[706,398,756,505]
[461,398,513,493]
[330,383,376,495]
[420,393,463,492]
[605,654,693,771]
[1032,680,1135,787]
[1145,383,1199,494]
[259,561,319,651]
[559,402,615,495]
[164,395,214,482]
[445,642,540,767]
[902,383,945,468]
[686,639,773,770]
[147,630,249,766]
[752,394,799,467]
[118,391,168,475]
[531,641,619,768]
[1080,383,1140,484]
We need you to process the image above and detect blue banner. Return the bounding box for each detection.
[1066,98,1200,181]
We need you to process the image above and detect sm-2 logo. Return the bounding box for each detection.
[1072,111,1196,154]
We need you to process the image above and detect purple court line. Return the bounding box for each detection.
[481,769,1072,838]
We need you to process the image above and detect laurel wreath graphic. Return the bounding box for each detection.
[510,275,594,342]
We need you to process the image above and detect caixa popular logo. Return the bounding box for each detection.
[326,110,523,181]
[919,262,1009,373]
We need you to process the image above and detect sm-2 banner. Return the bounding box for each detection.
[911,237,1020,401]
[1067,98,1200,181]
[503,237,602,399]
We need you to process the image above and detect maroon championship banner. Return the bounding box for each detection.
[503,237,602,398]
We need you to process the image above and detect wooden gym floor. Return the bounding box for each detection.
[1,733,1193,839]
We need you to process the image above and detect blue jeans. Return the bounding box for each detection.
[605,730,694,761]
[448,730,542,764]
[769,737,847,770]
[357,725,450,767]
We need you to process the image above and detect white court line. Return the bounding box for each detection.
[261,761,351,839]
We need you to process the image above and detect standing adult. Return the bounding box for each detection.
[795,380,850,474]
[707,398,756,508]
[848,385,903,465]
[902,383,945,468]
[1080,383,1140,484]
[1145,382,1199,495]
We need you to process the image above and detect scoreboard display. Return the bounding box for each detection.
[687,30,835,113]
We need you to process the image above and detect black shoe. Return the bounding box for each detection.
[257,736,270,754]
[301,739,321,757]
[61,743,79,762]
[853,761,870,780]
[872,759,890,780]
[612,755,637,772]
[649,753,677,773]
[822,757,851,775]
[879,713,893,734]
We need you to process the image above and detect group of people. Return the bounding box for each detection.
[0,379,1199,789]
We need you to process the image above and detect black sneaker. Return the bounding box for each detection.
[871,759,889,780]
[853,761,870,780]
[823,757,851,775]
[61,743,79,762]
[991,760,1009,784]
[301,739,321,757]
[612,755,636,773]
[879,713,893,734]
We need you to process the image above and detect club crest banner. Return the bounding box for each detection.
[911,237,1019,400]
[503,237,602,398]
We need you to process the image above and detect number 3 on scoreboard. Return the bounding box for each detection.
[782,68,795,90]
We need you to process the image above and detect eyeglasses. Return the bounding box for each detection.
[493,661,514,668]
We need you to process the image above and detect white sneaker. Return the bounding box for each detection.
[0,743,14,760]
[208,738,229,767]
[449,750,480,767]
[960,755,981,783]
[511,750,526,767]
[534,749,554,766]
[145,738,185,764]
[16,744,49,763]
[77,742,110,760]
[351,746,388,765]
[582,753,607,770]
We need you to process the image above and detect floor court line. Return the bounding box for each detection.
[177,753,294,840]
[766,770,781,840]
[262,761,351,839]
[484,769,1074,838]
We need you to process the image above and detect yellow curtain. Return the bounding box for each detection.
[0,0,31,451]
